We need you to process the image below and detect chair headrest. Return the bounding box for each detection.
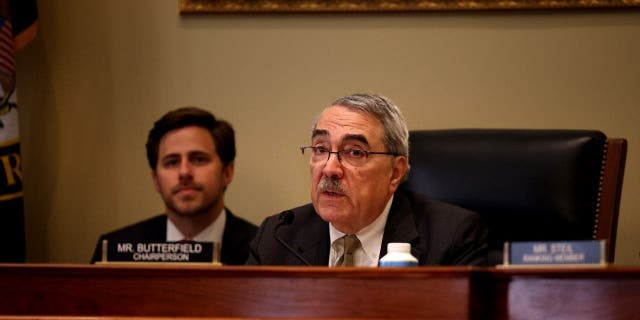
[402,129,607,265]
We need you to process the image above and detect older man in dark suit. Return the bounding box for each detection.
[247,94,487,266]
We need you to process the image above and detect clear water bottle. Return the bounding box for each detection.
[379,242,418,267]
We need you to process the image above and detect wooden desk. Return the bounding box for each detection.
[0,264,638,319]
[486,267,640,319]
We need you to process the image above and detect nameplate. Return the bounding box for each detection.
[503,240,606,267]
[104,241,217,263]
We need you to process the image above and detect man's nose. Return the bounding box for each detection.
[322,152,344,178]
[178,161,193,179]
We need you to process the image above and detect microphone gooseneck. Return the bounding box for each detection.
[273,211,312,266]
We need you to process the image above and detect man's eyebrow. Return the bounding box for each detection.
[188,150,211,157]
[160,153,180,161]
[311,129,329,139]
[342,134,369,147]
[311,130,370,146]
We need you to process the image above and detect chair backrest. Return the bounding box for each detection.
[402,129,626,265]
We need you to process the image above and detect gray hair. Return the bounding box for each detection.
[312,93,409,160]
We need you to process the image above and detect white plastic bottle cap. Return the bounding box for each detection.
[388,242,411,253]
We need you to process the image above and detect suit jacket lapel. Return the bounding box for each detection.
[294,207,331,266]
[147,214,169,242]
[221,208,241,250]
[300,223,330,266]
[380,190,421,259]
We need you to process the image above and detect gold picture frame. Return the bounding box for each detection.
[179,0,640,13]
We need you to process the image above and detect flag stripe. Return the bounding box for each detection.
[0,0,37,263]
[0,20,15,75]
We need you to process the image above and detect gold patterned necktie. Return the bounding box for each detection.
[336,235,361,267]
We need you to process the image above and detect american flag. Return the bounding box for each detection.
[0,0,37,263]
[0,18,14,78]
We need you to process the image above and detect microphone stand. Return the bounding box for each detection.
[273,211,312,266]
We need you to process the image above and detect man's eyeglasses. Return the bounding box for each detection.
[300,146,398,167]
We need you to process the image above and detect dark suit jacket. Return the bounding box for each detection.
[91,209,258,265]
[246,188,488,266]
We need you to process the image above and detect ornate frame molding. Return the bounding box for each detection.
[180,0,640,13]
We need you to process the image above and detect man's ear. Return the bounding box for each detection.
[151,170,160,193]
[389,156,409,192]
[223,161,235,187]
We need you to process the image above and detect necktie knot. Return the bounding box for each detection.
[337,234,361,267]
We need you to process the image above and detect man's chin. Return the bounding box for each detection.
[172,210,200,217]
[316,205,350,222]
[170,203,203,216]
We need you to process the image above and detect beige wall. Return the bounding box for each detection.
[15,0,640,264]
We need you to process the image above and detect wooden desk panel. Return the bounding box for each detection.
[489,267,640,320]
[0,264,477,319]
[1,264,638,319]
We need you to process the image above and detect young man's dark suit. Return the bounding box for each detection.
[246,187,488,266]
[91,209,257,265]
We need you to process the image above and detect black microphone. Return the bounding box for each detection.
[273,211,312,266]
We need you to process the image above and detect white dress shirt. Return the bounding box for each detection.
[166,208,226,245]
[328,196,394,267]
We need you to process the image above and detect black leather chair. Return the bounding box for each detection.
[402,129,627,266]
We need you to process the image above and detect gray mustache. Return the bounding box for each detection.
[318,177,345,194]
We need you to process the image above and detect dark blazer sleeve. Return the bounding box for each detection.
[444,208,488,266]
[245,216,272,265]
[220,209,258,265]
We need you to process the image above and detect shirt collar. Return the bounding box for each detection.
[166,208,226,244]
[329,195,394,266]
